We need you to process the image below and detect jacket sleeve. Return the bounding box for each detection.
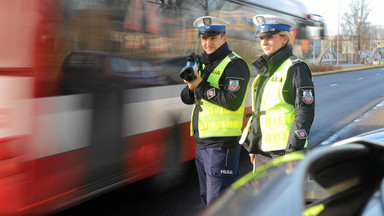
[180,85,195,105]
[285,62,315,150]
[194,59,250,111]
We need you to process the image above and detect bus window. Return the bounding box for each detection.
[63,54,104,76]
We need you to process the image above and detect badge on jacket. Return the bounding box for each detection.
[301,88,314,105]
[207,88,216,99]
[228,79,240,92]
[295,129,308,139]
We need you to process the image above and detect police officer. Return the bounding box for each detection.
[240,14,315,167]
[180,16,250,206]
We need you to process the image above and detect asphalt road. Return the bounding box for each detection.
[54,66,384,216]
[308,66,384,147]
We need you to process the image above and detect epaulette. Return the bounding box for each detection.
[289,55,301,65]
[228,52,238,61]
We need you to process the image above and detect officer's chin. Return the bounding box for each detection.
[204,48,215,54]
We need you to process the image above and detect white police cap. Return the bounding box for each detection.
[252,14,296,37]
[193,16,230,37]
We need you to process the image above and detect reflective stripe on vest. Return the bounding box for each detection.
[239,75,260,144]
[190,52,250,138]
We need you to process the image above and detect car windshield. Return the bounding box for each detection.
[201,152,305,216]
[232,152,303,192]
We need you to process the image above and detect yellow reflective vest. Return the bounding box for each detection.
[190,52,250,138]
[240,57,307,151]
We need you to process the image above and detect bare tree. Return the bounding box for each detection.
[191,0,228,16]
[342,0,371,52]
[370,25,384,40]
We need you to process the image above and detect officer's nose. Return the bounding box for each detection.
[205,38,212,46]
[260,38,269,46]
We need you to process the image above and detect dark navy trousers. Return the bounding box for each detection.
[195,145,241,206]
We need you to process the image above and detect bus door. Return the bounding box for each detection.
[87,83,125,186]
[78,56,125,189]
[59,51,125,193]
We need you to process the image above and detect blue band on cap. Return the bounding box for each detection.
[198,25,226,31]
[257,24,290,32]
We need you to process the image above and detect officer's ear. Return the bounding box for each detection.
[279,32,291,46]
[221,33,227,42]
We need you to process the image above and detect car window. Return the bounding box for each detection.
[361,181,384,216]
[62,54,103,75]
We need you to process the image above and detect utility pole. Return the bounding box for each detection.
[337,0,340,66]
[313,39,316,64]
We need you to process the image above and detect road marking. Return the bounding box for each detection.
[319,99,384,146]
[358,77,364,80]
[330,83,338,87]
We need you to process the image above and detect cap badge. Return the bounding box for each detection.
[203,18,212,28]
[256,16,265,26]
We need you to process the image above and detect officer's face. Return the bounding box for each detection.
[259,34,288,56]
[200,34,227,54]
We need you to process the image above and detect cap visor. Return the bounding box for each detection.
[256,29,282,38]
[199,30,225,37]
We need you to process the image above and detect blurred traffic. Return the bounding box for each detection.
[0,0,380,215]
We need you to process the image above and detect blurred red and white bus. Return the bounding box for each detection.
[0,0,323,215]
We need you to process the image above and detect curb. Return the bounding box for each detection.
[312,65,384,76]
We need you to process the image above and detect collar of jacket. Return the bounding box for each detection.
[252,44,293,77]
[200,42,230,65]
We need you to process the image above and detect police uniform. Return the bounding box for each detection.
[180,16,250,205]
[240,14,315,165]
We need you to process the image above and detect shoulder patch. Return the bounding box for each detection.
[302,89,314,105]
[228,79,240,92]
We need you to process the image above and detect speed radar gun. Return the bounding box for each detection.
[180,52,199,82]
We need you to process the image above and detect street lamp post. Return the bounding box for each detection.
[313,39,316,65]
